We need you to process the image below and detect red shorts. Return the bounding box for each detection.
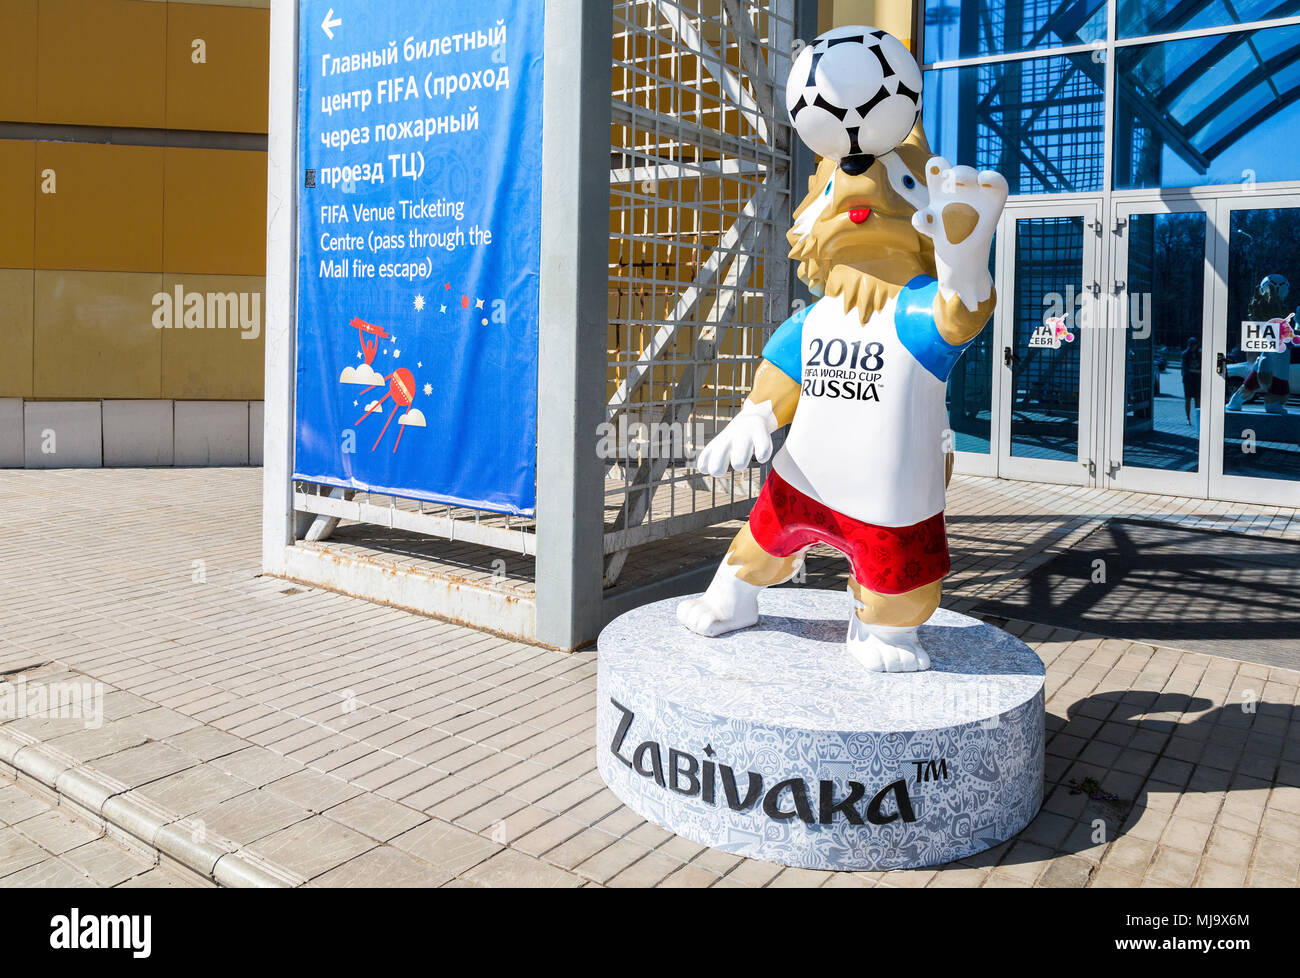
[748,471,950,595]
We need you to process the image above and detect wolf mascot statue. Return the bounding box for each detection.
[678,32,1008,674]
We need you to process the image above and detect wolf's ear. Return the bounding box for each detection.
[895,119,932,181]
[901,119,931,155]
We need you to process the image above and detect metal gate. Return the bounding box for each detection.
[605,0,799,586]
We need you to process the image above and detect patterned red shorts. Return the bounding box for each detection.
[748,471,950,595]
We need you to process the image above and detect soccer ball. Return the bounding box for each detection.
[786,26,923,170]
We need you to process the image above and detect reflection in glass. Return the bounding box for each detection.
[924,55,1105,195]
[1115,25,1300,189]
[1010,216,1085,461]
[1122,212,1206,473]
[924,0,1107,63]
[947,239,997,454]
[1221,208,1300,483]
[1118,0,1300,40]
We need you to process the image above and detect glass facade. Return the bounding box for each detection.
[926,0,1107,62]
[924,55,1105,194]
[1118,0,1300,39]
[1116,24,1300,189]
[924,1,1300,192]
[925,0,1300,499]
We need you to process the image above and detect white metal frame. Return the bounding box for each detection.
[1102,197,1215,498]
[1207,190,1300,508]
[994,198,1105,486]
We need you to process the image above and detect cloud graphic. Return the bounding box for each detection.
[340,364,384,386]
[364,400,384,415]
[399,409,427,427]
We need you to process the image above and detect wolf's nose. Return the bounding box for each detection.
[839,153,876,176]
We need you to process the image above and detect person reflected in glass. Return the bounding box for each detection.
[1181,336,1201,425]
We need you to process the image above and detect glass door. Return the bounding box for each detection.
[1103,202,1213,496]
[995,203,1104,485]
[1209,197,1300,507]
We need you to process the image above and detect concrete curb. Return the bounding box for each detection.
[0,729,297,888]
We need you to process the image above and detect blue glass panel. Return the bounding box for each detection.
[1122,212,1207,474]
[1114,24,1300,189]
[1220,208,1300,483]
[924,55,1105,195]
[925,0,1107,63]
[1118,0,1300,40]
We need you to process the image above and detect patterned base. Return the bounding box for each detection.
[597,590,1045,871]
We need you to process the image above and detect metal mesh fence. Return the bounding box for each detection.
[606,0,796,584]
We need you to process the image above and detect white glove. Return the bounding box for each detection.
[911,157,1008,312]
[695,400,779,478]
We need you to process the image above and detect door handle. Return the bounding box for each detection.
[1003,346,1018,368]
[1216,352,1226,376]
[1114,280,1127,294]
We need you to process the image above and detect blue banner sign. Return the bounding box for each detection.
[295,0,544,516]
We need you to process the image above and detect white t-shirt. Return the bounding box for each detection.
[761,280,972,528]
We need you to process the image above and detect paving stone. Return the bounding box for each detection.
[60,839,153,887]
[0,785,49,826]
[209,747,304,787]
[390,820,502,876]
[265,768,363,813]
[130,765,253,817]
[462,847,584,888]
[245,816,376,882]
[312,845,452,888]
[90,742,198,789]
[325,793,428,842]
[0,829,52,879]
[191,790,312,847]
[12,809,100,855]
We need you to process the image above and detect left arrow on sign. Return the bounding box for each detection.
[322,8,343,40]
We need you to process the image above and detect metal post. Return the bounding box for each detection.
[263,0,300,576]
[535,0,614,650]
[792,0,820,312]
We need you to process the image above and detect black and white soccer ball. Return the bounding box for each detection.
[786,26,923,172]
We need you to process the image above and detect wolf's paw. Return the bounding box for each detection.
[847,620,932,673]
[911,157,1008,311]
[677,595,758,637]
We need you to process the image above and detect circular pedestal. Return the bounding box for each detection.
[597,591,1044,871]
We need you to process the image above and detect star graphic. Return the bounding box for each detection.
[423,383,433,397]
[417,362,423,368]
[355,351,362,360]
[394,350,401,359]
[353,400,359,407]
[414,294,426,312]
[440,305,447,314]
[475,299,485,310]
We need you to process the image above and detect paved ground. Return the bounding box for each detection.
[0,781,190,888]
[0,468,1297,887]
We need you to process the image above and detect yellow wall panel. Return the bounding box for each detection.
[33,270,163,399]
[164,147,267,275]
[0,141,36,269]
[824,0,916,48]
[0,0,38,122]
[160,273,265,399]
[0,270,35,398]
[166,3,270,133]
[35,143,164,272]
[37,0,167,128]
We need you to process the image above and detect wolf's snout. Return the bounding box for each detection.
[839,153,876,175]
